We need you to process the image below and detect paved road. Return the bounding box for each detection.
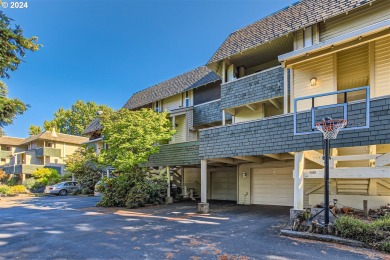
[0,196,387,259]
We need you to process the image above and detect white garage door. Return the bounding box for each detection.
[211,171,237,201]
[251,168,293,206]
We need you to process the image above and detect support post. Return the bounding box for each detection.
[222,110,226,126]
[324,139,330,226]
[284,67,288,114]
[166,166,173,204]
[198,159,209,213]
[293,151,305,210]
[72,173,75,182]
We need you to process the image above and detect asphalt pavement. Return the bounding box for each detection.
[0,196,388,259]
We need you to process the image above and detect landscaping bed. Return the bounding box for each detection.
[292,205,390,253]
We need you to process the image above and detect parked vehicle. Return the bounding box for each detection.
[44,181,81,196]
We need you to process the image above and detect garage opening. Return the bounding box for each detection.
[251,168,293,206]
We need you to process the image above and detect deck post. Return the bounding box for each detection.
[198,159,209,213]
[293,152,305,210]
[166,166,173,204]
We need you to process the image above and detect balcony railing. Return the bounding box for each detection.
[35,147,61,158]
[0,150,12,159]
[220,66,284,110]
[1,164,44,174]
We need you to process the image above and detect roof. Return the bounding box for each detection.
[83,118,103,135]
[20,131,88,145]
[123,66,220,110]
[0,136,24,146]
[208,0,377,65]
[184,70,221,91]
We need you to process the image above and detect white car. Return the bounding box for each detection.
[45,181,80,196]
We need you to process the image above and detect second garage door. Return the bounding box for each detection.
[211,171,237,201]
[251,168,293,206]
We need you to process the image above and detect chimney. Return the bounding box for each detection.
[51,127,58,137]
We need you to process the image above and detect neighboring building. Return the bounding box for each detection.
[83,117,105,155]
[0,129,88,181]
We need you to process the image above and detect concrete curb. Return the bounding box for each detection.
[280,230,365,248]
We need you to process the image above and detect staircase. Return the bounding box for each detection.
[336,179,369,195]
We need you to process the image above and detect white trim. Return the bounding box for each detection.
[82,137,104,145]
[279,19,390,62]
[193,99,221,108]
[221,65,282,86]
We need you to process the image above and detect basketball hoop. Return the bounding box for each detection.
[315,118,347,140]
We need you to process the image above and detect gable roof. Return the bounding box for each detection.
[0,136,25,146]
[123,66,220,110]
[20,131,88,145]
[83,118,103,135]
[208,0,377,65]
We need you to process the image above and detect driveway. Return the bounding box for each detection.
[0,196,387,259]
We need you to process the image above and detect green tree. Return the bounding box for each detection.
[65,146,102,194]
[32,100,113,136]
[99,108,175,173]
[0,12,41,127]
[28,125,42,135]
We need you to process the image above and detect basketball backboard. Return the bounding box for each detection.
[293,86,370,135]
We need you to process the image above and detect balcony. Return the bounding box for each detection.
[35,147,61,158]
[193,100,232,126]
[199,96,390,159]
[220,66,284,110]
[0,150,11,160]
[1,164,44,174]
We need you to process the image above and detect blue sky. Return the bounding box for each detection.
[3,0,297,137]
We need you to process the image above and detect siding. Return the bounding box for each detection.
[199,96,390,159]
[377,179,390,196]
[292,54,335,112]
[193,100,226,126]
[375,36,390,97]
[234,105,264,124]
[146,141,200,167]
[221,66,284,110]
[337,44,369,91]
[319,0,390,42]
[162,93,182,112]
[173,115,186,143]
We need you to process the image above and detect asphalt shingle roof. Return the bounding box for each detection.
[208,0,377,65]
[83,118,103,135]
[123,66,220,110]
[0,136,24,146]
[20,131,88,145]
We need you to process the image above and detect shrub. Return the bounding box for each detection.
[381,240,390,253]
[0,169,8,184]
[32,168,60,186]
[335,216,384,243]
[0,185,13,195]
[23,178,37,190]
[81,187,93,195]
[9,185,26,194]
[97,170,167,208]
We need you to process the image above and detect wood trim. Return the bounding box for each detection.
[304,167,390,178]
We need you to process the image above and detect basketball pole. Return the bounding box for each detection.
[324,138,330,226]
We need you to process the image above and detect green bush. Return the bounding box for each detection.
[9,185,26,194]
[97,170,167,208]
[0,185,13,195]
[23,178,37,190]
[335,215,390,252]
[32,168,60,186]
[81,187,93,195]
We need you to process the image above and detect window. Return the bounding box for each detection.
[185,91,190,107]
[304,26,313,47]
[154,101,160,112]
[46,142,53,148]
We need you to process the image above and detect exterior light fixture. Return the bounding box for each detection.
[310,77,317,86]
[242,172,247,179]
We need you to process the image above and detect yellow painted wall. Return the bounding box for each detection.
[162,93,182,112]
[319,1,390,42]
[172,115,186,143]
[375,36,390,97]
[292,54,335,112]
[234,104,264,123]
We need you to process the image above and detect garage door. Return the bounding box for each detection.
[251,168,293,206]
[211,171,237,201]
